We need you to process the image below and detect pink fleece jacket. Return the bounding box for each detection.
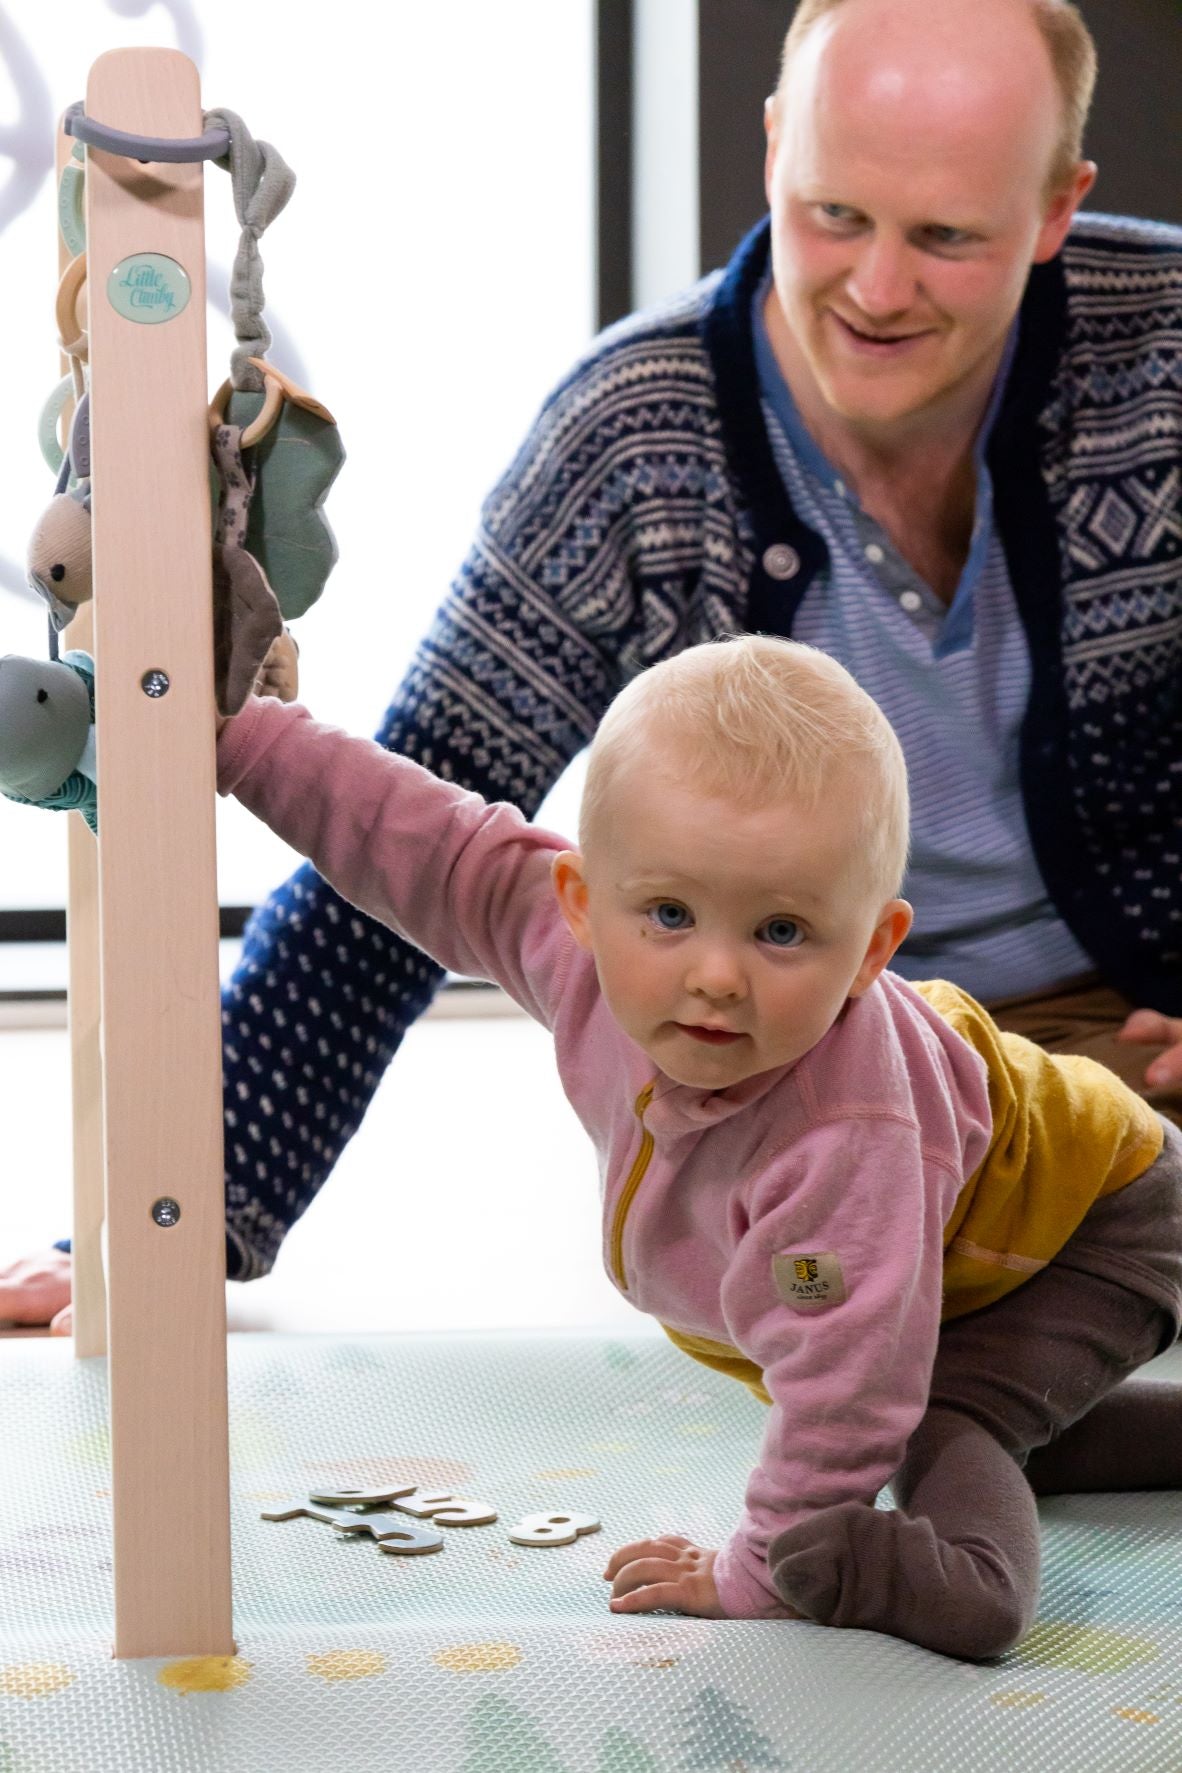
[218,699,993,1619]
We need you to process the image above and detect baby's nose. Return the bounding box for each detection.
[685,948,747,1001]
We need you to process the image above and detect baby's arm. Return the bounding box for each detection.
[608,1115,956,1621]
[717,1115,955,1617]
[217,697,573,1025]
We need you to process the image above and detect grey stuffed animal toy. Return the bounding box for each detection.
[0,651,97,831]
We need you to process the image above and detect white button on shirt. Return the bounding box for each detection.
[762,543,801,581]
[864,543,885,565]
[899,589,923,613]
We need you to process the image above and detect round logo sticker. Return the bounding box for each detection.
[107,253,191,325]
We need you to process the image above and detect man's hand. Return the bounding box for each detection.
[604,1534,725,1617]
[0,1247,72,1334]
[1117,1009,1182,1090]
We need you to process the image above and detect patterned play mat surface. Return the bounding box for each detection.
[2,1332,1181,1772]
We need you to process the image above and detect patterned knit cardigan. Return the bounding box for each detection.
[219,212,1182,1279]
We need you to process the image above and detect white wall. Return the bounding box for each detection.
[2,1002,654,1335]
[632,0,700,310]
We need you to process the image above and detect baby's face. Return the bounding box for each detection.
[557,762,909,1091]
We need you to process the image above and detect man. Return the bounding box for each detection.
[5,0,1181,1333]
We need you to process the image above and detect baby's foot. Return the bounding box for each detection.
[768,1500,1033,1661]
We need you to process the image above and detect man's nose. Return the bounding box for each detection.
[846,234,916,320]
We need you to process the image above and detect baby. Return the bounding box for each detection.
[218,634,1182,1658]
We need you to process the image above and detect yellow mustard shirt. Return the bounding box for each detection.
[663,978,1164,1404]
[920,978,1163,1318]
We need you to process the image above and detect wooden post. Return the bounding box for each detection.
[58,115,107,1362]
[85,47,233,1657]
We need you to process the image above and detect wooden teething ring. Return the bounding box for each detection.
[55,252,89,361]
[207,357,336,450]
[207,371,285,450]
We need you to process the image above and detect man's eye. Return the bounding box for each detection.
[647,903,692,931]
[818,203,861,226]
[924,225,972,248]
[758,917,803,949]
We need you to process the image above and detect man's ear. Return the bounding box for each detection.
[1032,160,1098,263]
[763,93,780,206]
[847,899,913,999]
[552,851,593,950]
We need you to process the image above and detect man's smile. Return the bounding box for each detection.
[828,310,937,354]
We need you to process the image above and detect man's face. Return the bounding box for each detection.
[763,4,1092,433]
[554,761,909,1093]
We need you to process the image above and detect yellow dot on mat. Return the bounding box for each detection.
[433,1642,523,1674]
[634,1658,679,1670]
[1015,1624,1159,1675]
[1113,1709,1161,1725]
[990,1691,1046,1709]
[678,1424,718,1437]
[65,1426,111,1468]
[157,1656,253,1695]
[533,1469,597,1481]
[586,1442,632,1453]
[0,1663,76,1700]
[306,1650,387,1683]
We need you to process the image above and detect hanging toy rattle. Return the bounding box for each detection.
[3,104,345,828]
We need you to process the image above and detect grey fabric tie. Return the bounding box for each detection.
[204,107,296,392]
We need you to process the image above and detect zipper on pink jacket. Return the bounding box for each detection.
[609,1082,656,1292]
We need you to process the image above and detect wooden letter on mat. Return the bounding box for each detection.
[86,48,232,1657]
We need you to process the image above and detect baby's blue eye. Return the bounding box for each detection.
[648,902,691,931]
[759,917,803,949]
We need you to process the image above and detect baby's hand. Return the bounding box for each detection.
[604,1534,724,1617]
[0,1246,72,1332]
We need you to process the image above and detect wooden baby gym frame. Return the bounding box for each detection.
[59,48,234,1659]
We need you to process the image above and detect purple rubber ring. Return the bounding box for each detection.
[64,101,230,164]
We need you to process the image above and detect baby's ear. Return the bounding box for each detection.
[552,851,593,950]
[848,899,913,998]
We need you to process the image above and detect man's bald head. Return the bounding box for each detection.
[776,0,1097,198]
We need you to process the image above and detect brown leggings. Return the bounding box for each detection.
[769,1134,1182,1658]
[766,983,1182,1661]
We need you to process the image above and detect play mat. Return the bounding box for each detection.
[2,1330,1181,1772]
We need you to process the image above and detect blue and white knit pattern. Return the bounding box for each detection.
[221,216,1181,1279]
[1036,218,1182,993]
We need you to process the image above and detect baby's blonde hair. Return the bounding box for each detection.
[580,636,910,906]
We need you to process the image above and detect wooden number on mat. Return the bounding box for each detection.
[508,1511,601,1547]
[391,1489,498,1527]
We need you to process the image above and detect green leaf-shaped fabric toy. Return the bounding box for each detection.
[215,360,344,621]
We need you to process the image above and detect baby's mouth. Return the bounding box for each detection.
[677,1024,745,1045]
